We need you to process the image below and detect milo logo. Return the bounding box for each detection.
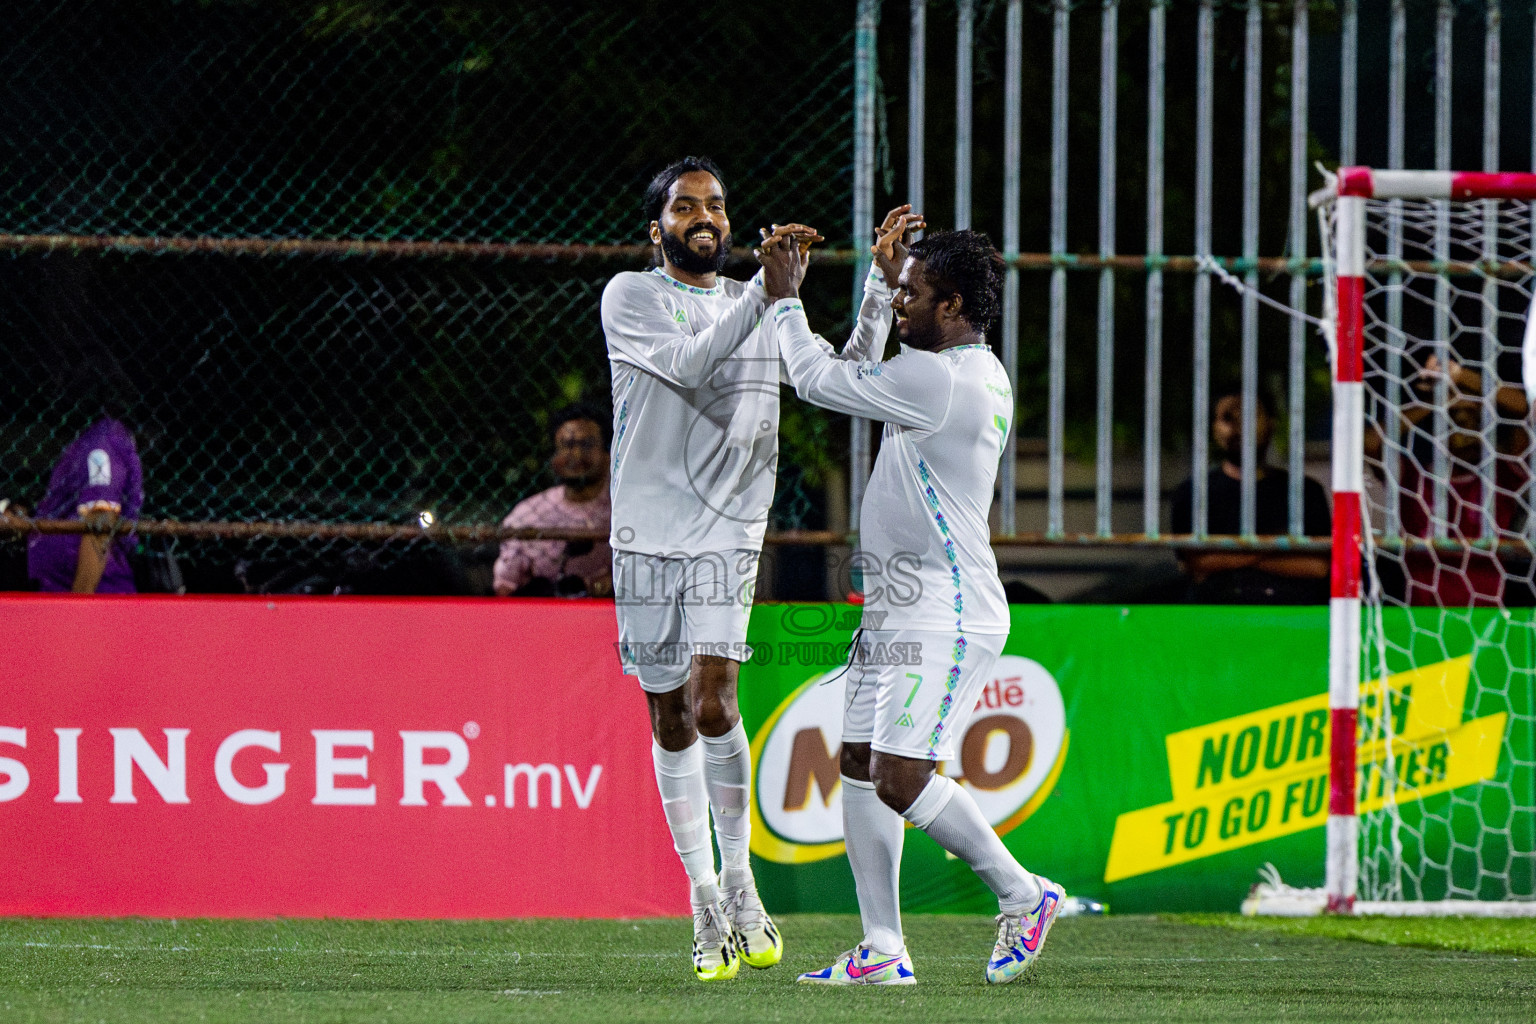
[749,655,1069,864]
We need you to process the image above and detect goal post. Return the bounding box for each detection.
[1252,167,1536,917]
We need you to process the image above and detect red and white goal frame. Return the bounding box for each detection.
[1257,166,1536,918]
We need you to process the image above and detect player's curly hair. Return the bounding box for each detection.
[642,156,728,225]
[907,229,1006,337]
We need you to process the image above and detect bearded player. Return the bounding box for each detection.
[766,224,1064,985]
[600,157,898,981]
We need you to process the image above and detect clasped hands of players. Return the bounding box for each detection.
[753,223,816,300]
[753,205,927,300]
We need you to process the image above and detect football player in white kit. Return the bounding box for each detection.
[599,157,897,981]
[765,224,1065,986]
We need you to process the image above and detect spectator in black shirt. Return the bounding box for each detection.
[1169,387,1331,604]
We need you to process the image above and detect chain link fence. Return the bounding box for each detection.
[1,0,859,594]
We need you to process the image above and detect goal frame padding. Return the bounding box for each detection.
[1320,168,1536,916]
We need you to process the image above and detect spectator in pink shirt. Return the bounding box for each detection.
[494,404,613,597]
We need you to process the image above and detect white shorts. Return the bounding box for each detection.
[612,549,759,694]
[842,628,1008,761]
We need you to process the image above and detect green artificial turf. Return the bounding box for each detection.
[1185,911,1536,958]
[0,913,1532,1023]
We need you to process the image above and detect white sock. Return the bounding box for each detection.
[842,775,906,954]
[651,739,719,907]
[700,721,753,889]
[901,774,1042,914]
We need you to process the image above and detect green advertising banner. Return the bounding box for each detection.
[739,604,1534,914]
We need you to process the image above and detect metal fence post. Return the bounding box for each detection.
[1340,0,1358,168]
[849,0,879,533]
[1432,0,1454,539]
[909,0,926,237]
[1482,1,1501,540]
[1288,0,1309,536]
[1240,0,1261,539]
[956,0,974,230]
[1097,0,1119,538]
[1048,0,1069,538]
[1144,0,1166,538]
[1001,0,1022,536]
[1385,0,1406,538]
[1530,0,1536,542]
[1193,0,1215,539]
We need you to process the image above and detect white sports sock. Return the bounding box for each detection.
[700,721,753,887]
[901,774,1042,914]
[651,739,719,907]
[842,775,906,955]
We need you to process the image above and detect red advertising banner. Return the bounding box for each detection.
[0,594,685,918]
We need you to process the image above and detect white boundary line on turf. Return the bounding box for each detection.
[10,942,526,959]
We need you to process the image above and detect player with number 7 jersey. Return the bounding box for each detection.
[768,223,1063,986]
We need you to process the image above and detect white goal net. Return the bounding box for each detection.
[1313,170,1536,915]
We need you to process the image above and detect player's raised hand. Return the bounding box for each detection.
[872,205,925,287]
[755,231,801,300]
[765,222,823,266]
[763,225,817,292]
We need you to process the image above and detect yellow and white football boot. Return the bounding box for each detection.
[691,899,740,982]
[720,880,783,969]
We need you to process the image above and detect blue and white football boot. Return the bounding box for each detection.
[985,877,1064,985]
[797,945,916,986]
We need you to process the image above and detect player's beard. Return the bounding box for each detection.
[897,314,944,352]
[660,227,731,275]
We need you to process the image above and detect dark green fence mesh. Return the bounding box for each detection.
[1,0,858,594]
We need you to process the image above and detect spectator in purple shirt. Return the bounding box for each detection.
[28,413,143,594]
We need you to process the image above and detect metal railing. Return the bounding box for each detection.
[853,0,1530,547]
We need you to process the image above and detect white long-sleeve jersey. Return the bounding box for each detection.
[602,266,893,556]
[770,298,1013,634]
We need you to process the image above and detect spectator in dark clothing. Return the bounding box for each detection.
[28,415,143,593]
[1169,387,1331,604]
